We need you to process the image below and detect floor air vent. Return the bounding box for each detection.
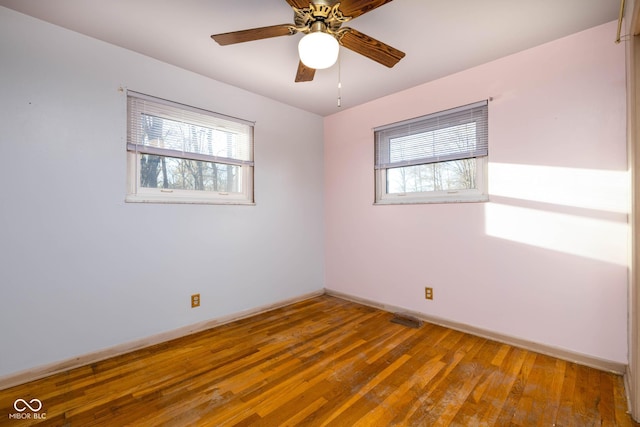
[390,313,423,329]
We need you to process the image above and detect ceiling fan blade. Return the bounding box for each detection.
[339,28,405,68]
[284,0,310,9]
[295,61,316,82]
[211,24,295,46]
[338,0,394,19]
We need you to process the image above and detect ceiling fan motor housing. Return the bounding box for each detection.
[293,3,350,35]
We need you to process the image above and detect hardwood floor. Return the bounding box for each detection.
[0,295,637,426]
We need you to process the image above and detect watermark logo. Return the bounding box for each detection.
[14,399,42,412]
[8,398,46,420]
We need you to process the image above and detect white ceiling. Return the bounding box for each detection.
[0,0,620,116]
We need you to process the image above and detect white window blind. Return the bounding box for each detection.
[375,100,488,170]
[127,91,254,167]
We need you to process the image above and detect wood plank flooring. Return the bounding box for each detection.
[0,295,637,426]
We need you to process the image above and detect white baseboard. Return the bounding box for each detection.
[326,289,627,375]
[0,290,324,391]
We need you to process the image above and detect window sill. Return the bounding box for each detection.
[125,194,255,205]
[374,194,489,205]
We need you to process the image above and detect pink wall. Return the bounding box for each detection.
[323,21,628,363]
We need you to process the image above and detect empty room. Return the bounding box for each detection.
[1,0,640,425]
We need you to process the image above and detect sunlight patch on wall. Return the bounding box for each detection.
[485,163,629,266]
[485,203,628,266]
[490,163,629,214]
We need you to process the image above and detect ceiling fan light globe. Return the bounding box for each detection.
[298,31,339,70]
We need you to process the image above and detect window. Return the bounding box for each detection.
[126,91,254,204]
[374,100,488,204]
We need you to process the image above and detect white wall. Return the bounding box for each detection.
[324,21,629,364]
[0,7,324,377]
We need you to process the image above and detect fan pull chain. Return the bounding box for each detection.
[337,51,342,108]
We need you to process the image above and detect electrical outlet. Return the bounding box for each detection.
[191,293,200,308]
[425,287,433,300]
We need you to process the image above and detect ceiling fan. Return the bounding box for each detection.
[211,0,405,83]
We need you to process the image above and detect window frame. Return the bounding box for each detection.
[374,100,489,205]
[125,91,255,205]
